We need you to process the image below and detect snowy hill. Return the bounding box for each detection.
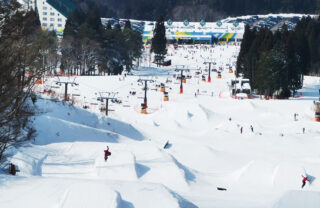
[1,44,320,208]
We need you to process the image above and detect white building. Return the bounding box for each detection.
[101,18,245,44]
[20,0,76,36]
[143,20,245,43]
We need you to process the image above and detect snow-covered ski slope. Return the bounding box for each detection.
[1,44,320,208]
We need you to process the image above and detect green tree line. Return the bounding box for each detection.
[61,6,143,75]
[236,16,320,98]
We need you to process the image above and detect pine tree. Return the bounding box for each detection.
[113,23,121,31]
[236,25,256,77]
[123,20,143,71]
[254,46,287,96]
[106,21,112,30]
[63,9,86,39]
[151,16,167,66]
[124,20,132,30]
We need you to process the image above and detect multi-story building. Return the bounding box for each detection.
[37,0,75,35]
[20,0,75,36]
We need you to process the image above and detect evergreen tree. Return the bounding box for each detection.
[151,16,167,66]
[106,21,112,30]
[124,20,132,30]
[84,6,103,40]
[113,23,121,31]
[63,9,86,39]
[236,25,256,77]
[254,46,287,96]
[123,20,143,71]
[101,23,125,75]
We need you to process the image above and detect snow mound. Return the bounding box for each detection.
[273,190,320,208]
[0,178,124,208]
[35,115,120,145]
[35,99,145,144]
[116,182,198,208]
[94,151,138,181]
[137,154,191,192]
[60,182,121,208]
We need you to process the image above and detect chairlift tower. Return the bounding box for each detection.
[175,65,189,94]
[137,78,154,109]
[204,61,215,83]
[55,77,79,101]
[97,92,118,116]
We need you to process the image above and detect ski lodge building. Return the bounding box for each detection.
[101,18,245,44]
[142,20,245,44]
[20,0,75,36]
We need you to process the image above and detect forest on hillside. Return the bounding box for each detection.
[236,16,320,98]
[72,0,319,21]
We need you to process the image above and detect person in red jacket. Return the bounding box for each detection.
[104,146,111,161]
[302,175,309,188]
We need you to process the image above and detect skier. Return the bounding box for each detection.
[301,175,309,189]
[104,146,111,161]
[250,125,254,133]
[303,127,305,134]
[240,126,243,134]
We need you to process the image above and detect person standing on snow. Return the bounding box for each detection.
[240,126,243,134]
[250,125,254,133]
[104,146,111,161]
[301,175,309,189]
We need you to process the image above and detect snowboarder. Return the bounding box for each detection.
[250,125,254,133]
[240,126,243,134]
[104,146,111,161]
[302,175,309,189]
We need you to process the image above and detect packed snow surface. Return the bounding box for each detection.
[1,44,320,208]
